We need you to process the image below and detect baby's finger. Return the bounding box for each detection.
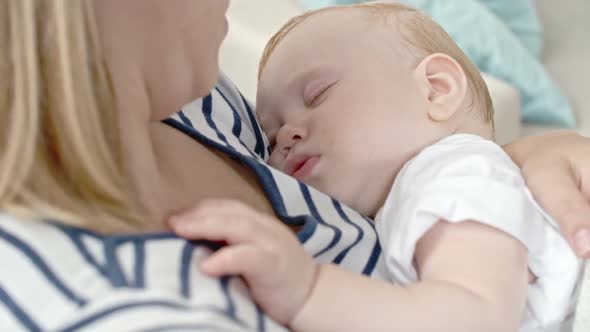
[175,199,260,222]
[170,213,272,245]
[200,244,267,279]
[526,163,590,258]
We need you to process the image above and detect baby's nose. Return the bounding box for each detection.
[276,124,305,154]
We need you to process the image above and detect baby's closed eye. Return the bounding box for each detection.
[304,80,337,108]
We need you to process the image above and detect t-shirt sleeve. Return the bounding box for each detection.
[376,138,556,285]
[376,136,582,328]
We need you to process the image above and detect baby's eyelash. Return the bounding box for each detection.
[308,88,327,107]
[307,82,336,108]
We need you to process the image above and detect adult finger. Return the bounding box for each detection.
[525,162,590,258]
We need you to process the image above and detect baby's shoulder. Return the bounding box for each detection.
[399,134,521,186]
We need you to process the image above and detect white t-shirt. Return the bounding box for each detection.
[375,134,582,332]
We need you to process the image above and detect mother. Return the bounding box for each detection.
[0,0,588,331]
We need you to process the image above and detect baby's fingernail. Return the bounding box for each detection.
[574,228,590,256]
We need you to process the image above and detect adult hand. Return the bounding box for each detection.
[504,131,590,258]
[168,199,318,326]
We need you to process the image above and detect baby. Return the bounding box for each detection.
[176,3,583,331]
[255,3,582,331]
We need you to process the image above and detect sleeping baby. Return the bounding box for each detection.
[252,3,583,331]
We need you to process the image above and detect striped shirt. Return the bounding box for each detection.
[0,72,386,331]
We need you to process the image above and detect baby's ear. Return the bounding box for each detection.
[414,53,468,122]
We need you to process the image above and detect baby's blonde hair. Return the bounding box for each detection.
[0,0,145,233]
[259,2,494,126]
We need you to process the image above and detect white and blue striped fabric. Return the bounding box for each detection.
[0,72,386,331]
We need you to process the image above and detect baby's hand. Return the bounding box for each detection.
[168,199,318,326]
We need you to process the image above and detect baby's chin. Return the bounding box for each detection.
[332,188,380,218]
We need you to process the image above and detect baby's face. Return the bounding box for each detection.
[257,9,433,216]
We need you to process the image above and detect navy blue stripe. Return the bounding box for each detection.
[240,160,316,244]
[240,94,266,159]
[245,156,373,268]
[0,226,86,306]
[215,87,242,139]
[178,110,194,128]
[214,88,260,159]
[104,239,129,287]
[180,241,225,299]
[201,94,228,144]
[256,304,266,332]
[134,240,145,288]
[180,243,193,298]
[362,219,382,276]
[0,286,42,332]
[199,92,261,162]
[55,227,109,279]
[220,277,236,319]
[105,237,206,289]
[300,184,341,258]
[244,162,287,215]
[330,200,364,264]
[58,300,243,332]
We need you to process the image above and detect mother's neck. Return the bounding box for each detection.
[95,0,198,124]
[100,52,166,229]
[94,3,199,230]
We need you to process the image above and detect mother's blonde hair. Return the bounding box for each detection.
[0,0,144,233]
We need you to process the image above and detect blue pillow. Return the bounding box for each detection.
[477,0,544,57]
[298,0,576,127]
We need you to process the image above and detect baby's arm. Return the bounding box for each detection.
[170,199,529,332]
[291,220,529,332]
